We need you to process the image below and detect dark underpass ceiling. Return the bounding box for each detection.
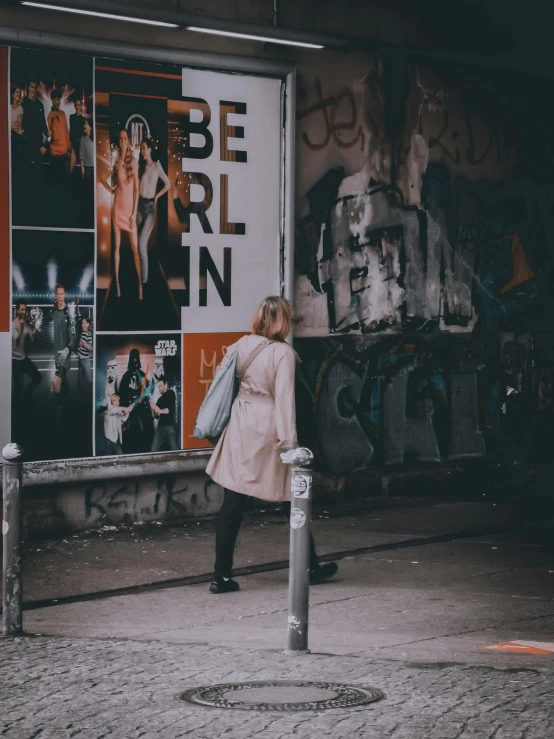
[390,0,554,63]
[2,0,554,70]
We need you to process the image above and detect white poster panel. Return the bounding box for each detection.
[180,69,282,333]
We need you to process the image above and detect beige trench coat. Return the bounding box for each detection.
[206,334,298,502]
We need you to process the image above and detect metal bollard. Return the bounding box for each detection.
[281,447,314,655]
[2,443,24,636]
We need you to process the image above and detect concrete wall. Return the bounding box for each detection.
[292,53,554,487]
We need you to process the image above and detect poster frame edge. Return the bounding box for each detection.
[0,26,296,78]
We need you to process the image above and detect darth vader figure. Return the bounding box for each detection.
[118,348,153,453]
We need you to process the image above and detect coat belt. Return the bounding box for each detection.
[236,389,274,405]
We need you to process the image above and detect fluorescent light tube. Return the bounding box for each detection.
[20,2,179,28]
[186,26,324,49]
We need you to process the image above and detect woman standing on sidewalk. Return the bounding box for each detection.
[206,296,338,594]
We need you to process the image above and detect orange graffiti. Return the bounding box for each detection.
[499,233,534,294]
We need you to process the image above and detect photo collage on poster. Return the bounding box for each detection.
[9,47,282,462]
[10,48,95,462]
[9,50,186,461]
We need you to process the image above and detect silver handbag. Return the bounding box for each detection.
[193,339,273,445]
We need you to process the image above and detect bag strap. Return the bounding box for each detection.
[236,339,274,381]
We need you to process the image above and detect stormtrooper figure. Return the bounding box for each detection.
[149,357,165,430]
[104,358,120,404]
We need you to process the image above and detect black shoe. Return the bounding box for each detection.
[209,576,240,594]
[310,562,338,585]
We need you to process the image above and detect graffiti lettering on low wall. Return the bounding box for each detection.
[79,476,222,526]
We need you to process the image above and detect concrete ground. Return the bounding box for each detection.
[21,497,524,603]
[1,498,554,738]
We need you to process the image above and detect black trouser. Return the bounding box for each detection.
[150,425,178,452]
[51,154,69,184]
[20,142,44,211]
[214,488,319,579]
[13,357,42,402]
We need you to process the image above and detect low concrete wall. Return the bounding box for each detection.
[20,460,504,537]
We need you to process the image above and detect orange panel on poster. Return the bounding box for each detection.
[182,332,247,450]
[0,47,9,332]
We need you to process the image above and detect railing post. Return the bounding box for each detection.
[281,447,314,655]
[2,443,24,637]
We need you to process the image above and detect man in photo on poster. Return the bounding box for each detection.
[12,300,42,407]
[150,376,178,452]
[10,86,24,172]
[52,284,76,407]
[47,89,71,183]
[21,79,47,209]
[69,97,86,175]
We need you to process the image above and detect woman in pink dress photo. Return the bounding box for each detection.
[102,128,142,301]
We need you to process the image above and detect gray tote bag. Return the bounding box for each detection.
[193,339,273,445]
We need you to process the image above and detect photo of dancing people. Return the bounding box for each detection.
[10,48,94,229]
[96,63,178,332]
[95,335,181,456]
[11,231,94,461]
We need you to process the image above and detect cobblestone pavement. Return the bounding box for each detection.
[1,636,552,739]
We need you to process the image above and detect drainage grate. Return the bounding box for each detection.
[181,680,384,711]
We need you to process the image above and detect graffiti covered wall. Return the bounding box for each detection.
[292,51,554,478]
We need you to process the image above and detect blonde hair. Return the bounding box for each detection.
[251,296,293,342]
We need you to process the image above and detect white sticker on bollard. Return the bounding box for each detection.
[290,508,306,529]
[292,475,311,498]
[2,520,8,535]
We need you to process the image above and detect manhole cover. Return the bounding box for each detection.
[181,680,384,711]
